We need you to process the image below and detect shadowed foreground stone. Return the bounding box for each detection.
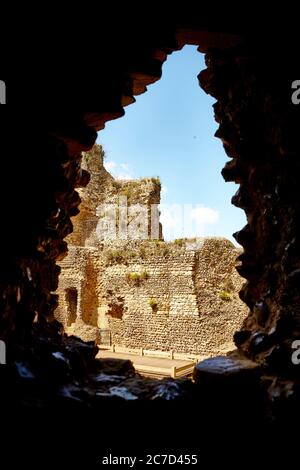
[0,320,193,408]
[193,354,262,405]
[193,354,266,423]
[193,355,260,385]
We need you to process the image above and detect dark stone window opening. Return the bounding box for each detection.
[65,288,78,326]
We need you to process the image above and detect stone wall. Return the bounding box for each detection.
[102,238,245,355]
[55,146,247,355]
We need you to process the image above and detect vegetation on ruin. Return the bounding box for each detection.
[106,249,137,265]
[137,239,192,259]
[174,238,185,247]
[151,176,161,186]
[105,238,209,268]
[126,272,141,284]
[120,188,132,198]
[126,270,150,285]
[162,246,170,257]
[140,176,161,186]
[83,143,106,164]
[148,298,158,310]
[139,246,146,259]
[218,290,233,301]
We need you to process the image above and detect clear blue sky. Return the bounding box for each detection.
[96,45,246,245]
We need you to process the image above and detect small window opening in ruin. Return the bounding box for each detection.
[55,46,248,375]
[65,288,78,326]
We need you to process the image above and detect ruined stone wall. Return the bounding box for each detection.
[101,238,245,355]
[199,39,300,373]
[56,146,247,355]
[55,246,102,342]
[57,237,245,355]
[68,146,162,246]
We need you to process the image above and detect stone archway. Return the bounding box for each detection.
[65,287,78,326]
[1,17,300,419]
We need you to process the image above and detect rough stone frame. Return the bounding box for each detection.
[1,18,300,422]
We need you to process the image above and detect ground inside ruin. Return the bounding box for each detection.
[97,348,199,378]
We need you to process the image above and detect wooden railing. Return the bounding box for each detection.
[98,344,208,363]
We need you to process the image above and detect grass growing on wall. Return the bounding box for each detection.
[218,290,233,301]
[148,298,158,310]
[126,270,150,285]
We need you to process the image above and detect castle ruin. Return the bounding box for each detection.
[55,145,247,356]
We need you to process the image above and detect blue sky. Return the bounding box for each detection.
[96,45,246,245]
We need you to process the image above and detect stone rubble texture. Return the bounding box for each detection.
[55,145,247,356]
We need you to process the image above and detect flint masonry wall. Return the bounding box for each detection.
[55,146,247,355]
[55,246,101,342]
[101,238,245,355]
